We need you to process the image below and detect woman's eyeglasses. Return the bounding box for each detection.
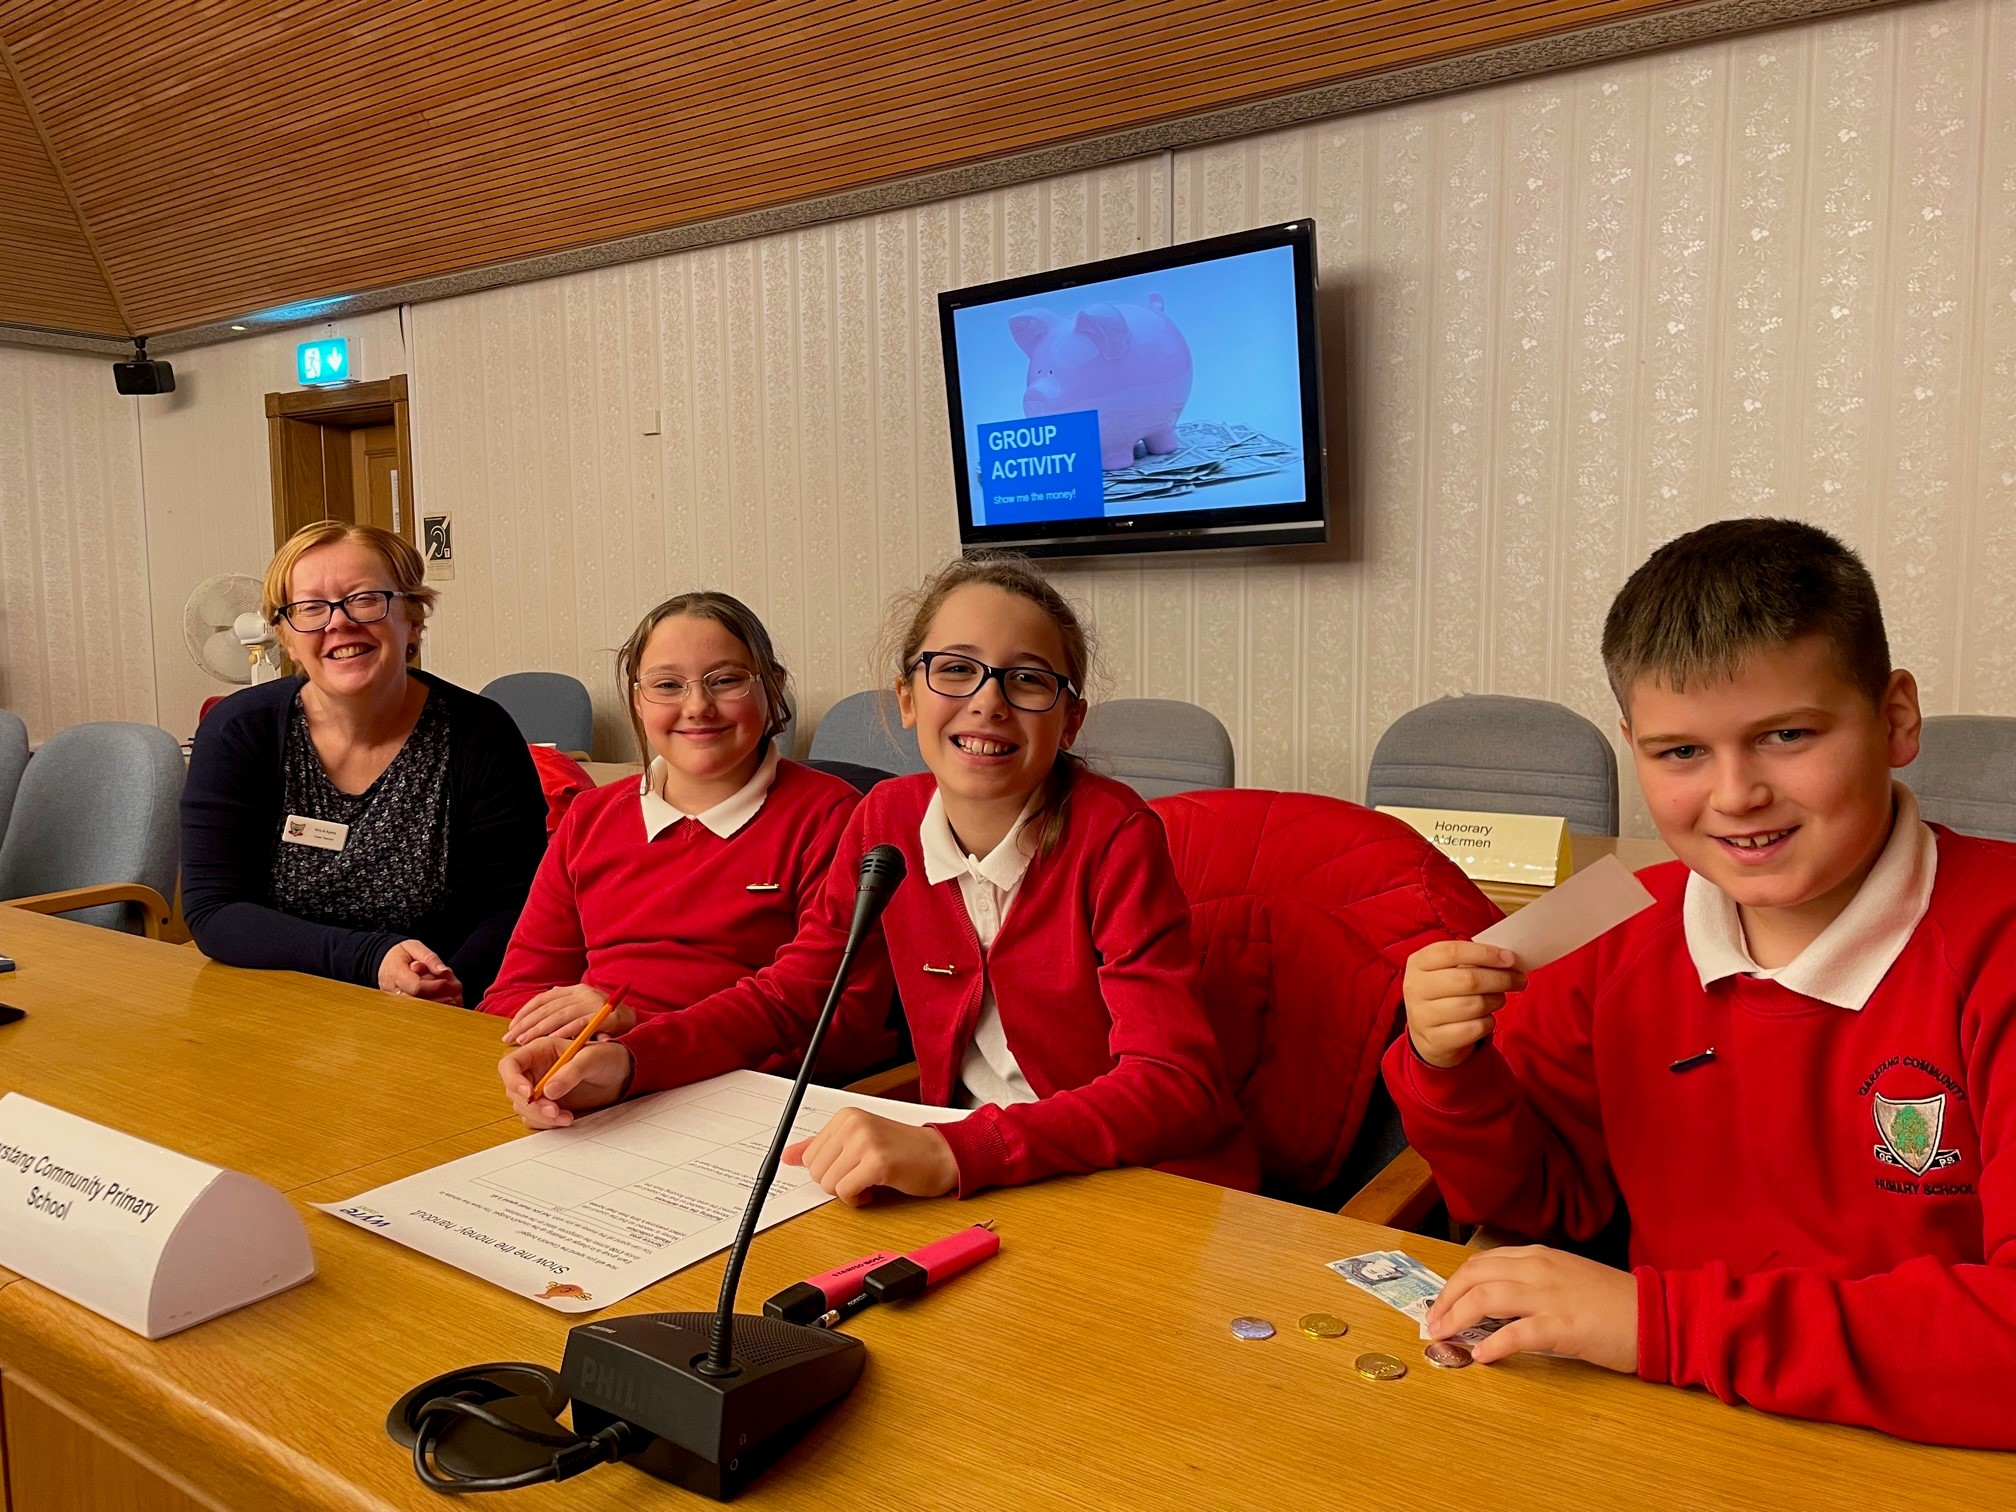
[909,651,1077,713]
[634,669,760,705]
[272,590,410,633]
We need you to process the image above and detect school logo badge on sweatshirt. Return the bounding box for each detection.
[1872,1092,1962,1176]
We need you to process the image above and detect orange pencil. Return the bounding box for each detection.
[530,982,631,1103]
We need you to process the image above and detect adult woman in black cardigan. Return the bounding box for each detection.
[182,521,546,1005]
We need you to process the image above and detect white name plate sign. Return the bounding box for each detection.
[0,1093,315,1339]
[1377,806,1573,887]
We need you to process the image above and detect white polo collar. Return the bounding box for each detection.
[1683,783,1936,1010]
[920,788,1037,891]
[639,746,779,842]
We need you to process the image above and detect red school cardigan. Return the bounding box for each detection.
[621,771,1259,1196]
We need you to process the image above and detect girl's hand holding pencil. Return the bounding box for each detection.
[500,1038,632,1127]
[498,981,635,1128]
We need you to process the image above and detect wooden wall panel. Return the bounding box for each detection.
[0,46,120,332]
[0,0,1737,334]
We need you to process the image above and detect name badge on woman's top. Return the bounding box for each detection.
[282,815,349,851]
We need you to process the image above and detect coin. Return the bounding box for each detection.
[1354,1351,1407,1381]
[1424,1340,1474,1370]
[1230,1316,1275,1340]
[1298,1312,1348,1339]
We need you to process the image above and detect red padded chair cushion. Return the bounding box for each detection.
[527,745,596,835]
[1151,788,1502,1193]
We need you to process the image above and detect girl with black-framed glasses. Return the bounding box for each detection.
[501,554,1257,1205]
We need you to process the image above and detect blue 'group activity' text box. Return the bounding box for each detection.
[974,410,1103,526]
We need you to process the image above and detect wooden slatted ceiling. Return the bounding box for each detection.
[0,42,121,332]
[0,0,1707,336]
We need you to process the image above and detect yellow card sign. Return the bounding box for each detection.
[1376,806,1573,887]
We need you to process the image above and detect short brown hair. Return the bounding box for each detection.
[263,522,437,662]
[1602,518,1891,710]
[882,552,1094,857]
[617,592,792,763]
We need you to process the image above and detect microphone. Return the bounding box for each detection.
[560,843,906,1499]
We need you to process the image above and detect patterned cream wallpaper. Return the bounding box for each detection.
[0,346,152,742]
[407,0,2016,835]
[5,0,2011,845]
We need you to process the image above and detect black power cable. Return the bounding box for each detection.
[408,1393,645,1493]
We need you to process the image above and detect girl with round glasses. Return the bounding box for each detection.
[500,555,1256,1204]
[479,592,897,1080]
[181,521,546,1005]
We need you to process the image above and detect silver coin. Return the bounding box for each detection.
[1229,1315,1276,1340]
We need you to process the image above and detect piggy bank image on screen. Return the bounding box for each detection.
[1009,295,1193,471]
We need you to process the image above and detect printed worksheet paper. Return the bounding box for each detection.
[316,1071,965,1312]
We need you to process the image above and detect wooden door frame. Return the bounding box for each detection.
[264,373,415,548]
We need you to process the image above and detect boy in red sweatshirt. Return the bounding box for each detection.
[1385,517,2016,1449]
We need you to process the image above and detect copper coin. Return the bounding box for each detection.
[1424,1340,1474,1370]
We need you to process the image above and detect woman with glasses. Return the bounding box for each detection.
[502,555,1255,1203]
[181,521,546,1005]
[477,592,897,1079]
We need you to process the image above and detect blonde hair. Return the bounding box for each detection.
[616,592,793,763]
[882,552,1094,857]
[263,522,437,663]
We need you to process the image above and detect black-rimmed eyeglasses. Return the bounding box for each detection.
[272,590,411,633]
[909,651,1078,713]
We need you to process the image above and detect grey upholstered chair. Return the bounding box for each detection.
[0,721,183,934]
[806,690,927,775]
[1365,694,1620,835]
[1900,715,2016,842]
[480,672,594,755]
[1075,698,1235,799]
[0,710,28,847]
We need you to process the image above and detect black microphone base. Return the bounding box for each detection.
[563,1311,865,1500]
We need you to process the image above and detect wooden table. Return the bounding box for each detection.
[0,910,2006,1511]
[580,760,644,789]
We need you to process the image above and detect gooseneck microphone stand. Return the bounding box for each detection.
[701,841,908,1376]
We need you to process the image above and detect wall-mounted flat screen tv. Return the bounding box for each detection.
[939,219,1326,559]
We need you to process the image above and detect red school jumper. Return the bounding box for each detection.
[1383,827,2016,1449]
[619,770,1259,1196]
[479,758,897,1081]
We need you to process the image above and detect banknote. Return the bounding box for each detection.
[1327,1250,1447,1323]
[1098,420,1298,498]
[1329,1250,1510,1346]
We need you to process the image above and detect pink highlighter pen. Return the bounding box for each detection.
[861,1220,1000,1304]
[762,1249,899,1325]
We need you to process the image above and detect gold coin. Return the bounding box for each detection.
[1354,1351,1407,1382]
[1298,1312,1348,1339]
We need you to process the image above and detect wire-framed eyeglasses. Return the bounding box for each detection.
[272,590,411,633]
[909,651,1078,713]
[633,668,761,706]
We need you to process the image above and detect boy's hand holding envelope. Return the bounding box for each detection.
[1403,855,1656,1069]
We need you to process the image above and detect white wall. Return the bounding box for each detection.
[136,311,405,735]
[0,346,152,741]
[12,0,2014,838]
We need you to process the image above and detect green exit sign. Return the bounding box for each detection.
[297,338,350,386]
